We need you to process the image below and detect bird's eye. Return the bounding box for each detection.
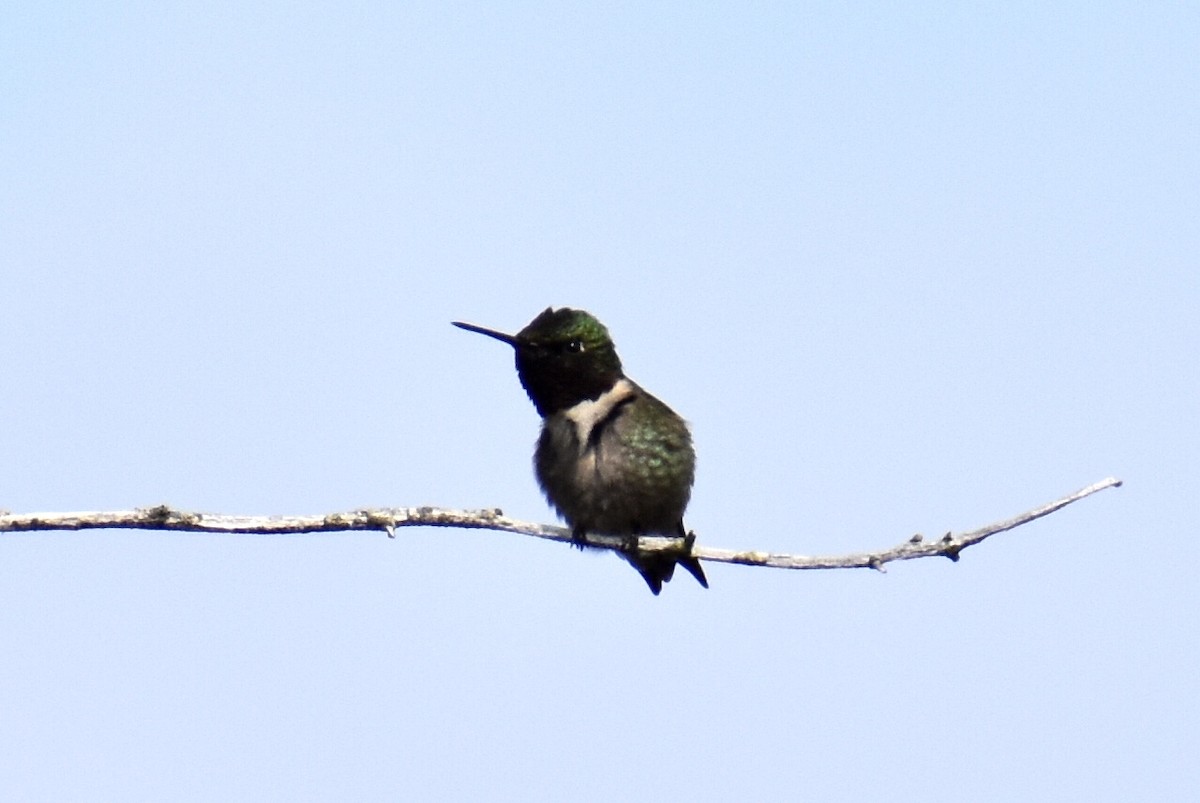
[565,339,584,353]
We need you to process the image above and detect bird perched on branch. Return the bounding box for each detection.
[453,307,707,594]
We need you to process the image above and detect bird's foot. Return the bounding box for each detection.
[570,526,589,551]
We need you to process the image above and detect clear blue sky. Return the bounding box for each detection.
[2,3,1195,800]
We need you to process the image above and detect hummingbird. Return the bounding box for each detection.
[452,307,708,595]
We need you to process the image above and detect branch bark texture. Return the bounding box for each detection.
[0,477,1121,572]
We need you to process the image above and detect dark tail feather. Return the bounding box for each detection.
[626,552,708,595]
[673,526,709,589]
[678,555,709,588]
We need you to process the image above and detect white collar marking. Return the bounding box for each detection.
[563,378,635,448]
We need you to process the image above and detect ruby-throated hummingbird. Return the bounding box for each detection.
[452,307,708,595]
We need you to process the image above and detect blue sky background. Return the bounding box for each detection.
[2,3,1196,800]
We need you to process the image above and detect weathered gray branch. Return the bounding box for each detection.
[0,477,1121,572]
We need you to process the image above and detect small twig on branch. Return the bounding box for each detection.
[697,476,1123,571]
[0,477,1121,573]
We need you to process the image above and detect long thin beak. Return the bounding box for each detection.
[452,320,518,346]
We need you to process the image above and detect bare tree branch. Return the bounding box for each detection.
[0,477,1121,573]
[697,476,1123,571]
